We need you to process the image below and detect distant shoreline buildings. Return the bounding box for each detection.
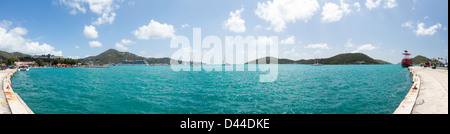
[32,54,63,59]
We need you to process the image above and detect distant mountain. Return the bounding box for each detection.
[245,57,295,64]
[80,49,146,64]
[79,49,176,65]
[0,50,31,60]
[412,55,432,64]
[247,53,391,65]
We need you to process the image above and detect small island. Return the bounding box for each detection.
[246,53,392,65]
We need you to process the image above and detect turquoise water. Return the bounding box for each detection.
[12,65,412,114]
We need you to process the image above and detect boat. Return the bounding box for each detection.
[18,66,29,71]
[401,50,413,67]
[312,54,323,66]
[118,60,148,66]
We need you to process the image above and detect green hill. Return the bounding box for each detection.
[245,57,295,64]
[79,49,177,65]
[317,53,384,64]
[412,55,432,64]
[247,53,391,65]
[80,49,146,64]
[0,50,30,60]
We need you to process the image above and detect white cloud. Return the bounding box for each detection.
[120,39,135,45]
[75,45,80,49]
[89,41,102,47]
[59,0,119,25]
[115,43,128,51]
[384,0,397,8]
[354,2,361,12]
[83,25,98,39]
[0,24,63,56]
[402,21,443,36]
[345,38,354,48]
[366,0,397,10]
[401,21,414,29]
[0,20,13,29]
[353,44,376,53]
[92,12,116,25]
[340,0,351,15]
[415,22,442,36]
[321,0,352,23]
[255,0,320,32]
[365,0,382,10]
[305,43,331,49]
[321,3,343,23]
[223,8,246,33]
[280,36,296,45]
[114,39,135,51]
[181,24,190,29]
[132,19,175,40]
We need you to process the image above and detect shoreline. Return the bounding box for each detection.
[394,66,448,114]
[0,69,34,114]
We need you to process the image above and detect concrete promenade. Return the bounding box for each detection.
[395,67,448,114]
[0,69,34,114]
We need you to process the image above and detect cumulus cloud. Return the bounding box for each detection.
[366,0,397,10]
[115,43,128,51]
[223,8,246,33]
[415,22,442,36]
[115,39,136,51]
[305,43,331,49]
[321,0,352,23]
[354,2,361,12]
[321,3,342,23]
[59,0,119,25]
[353,44,376,53]
[83,25,98,39]
[401,21,442,36]
[0,20,13,29]
[132,20,175,40]
[0,23,63,56]
[365,0,382,10]
[401,21,414,29]
[280,36,296,45]
[384,0,397,8]
[89,41,102,47]
[255,0,320,32]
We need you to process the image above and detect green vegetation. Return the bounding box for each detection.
[247,53,392,65]
[80,49,146,64]
[246,57,295,64]
[79,49,175,65]
[0,50,30,60]
[1,58,19,66]
[0,50,78,67]
[412,55,432,64]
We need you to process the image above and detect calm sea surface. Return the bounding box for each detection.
[12,65,412,114]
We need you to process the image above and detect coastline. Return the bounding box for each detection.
[394,66,448,114]
[0,69,34,114]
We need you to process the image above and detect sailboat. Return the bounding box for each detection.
[312,54,322,66]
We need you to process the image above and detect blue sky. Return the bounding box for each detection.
[0,0,448,64]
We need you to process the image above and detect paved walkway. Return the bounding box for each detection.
[0,69,15,114]
[411,67,448,114]
[0,69,33,114]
